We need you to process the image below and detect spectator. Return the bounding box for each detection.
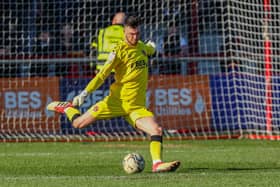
[55,23,89,78]
[56,23,86,55]
[160,21,188,74]
[60,24,74,53]
[91,12,125,73]
[162,23,188,57]
[0,47,19,78]
[32,31,55,76]
[34,31,55,56]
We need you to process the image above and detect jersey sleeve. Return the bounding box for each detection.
[85,47,121,93]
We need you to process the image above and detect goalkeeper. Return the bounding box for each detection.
[48,15,180,173]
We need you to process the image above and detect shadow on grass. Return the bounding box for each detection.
[179,167,280,173]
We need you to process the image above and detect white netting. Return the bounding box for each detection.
[1,0,280,142]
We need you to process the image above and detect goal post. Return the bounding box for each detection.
[1,0,280,142]
[263,0,272,135]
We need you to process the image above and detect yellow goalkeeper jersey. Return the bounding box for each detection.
[85,40,155,106]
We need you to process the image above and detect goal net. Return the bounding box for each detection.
[1,0,280,142]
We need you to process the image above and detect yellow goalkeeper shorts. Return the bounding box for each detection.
[88,96,154,127]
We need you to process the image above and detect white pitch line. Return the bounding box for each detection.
[2,171,280,181]
[0,150,187,157]
[1,174,181,181]
[2,147,276,157]
[1,175,138,180]
[0,151,123,157]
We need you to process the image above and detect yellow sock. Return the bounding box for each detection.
[150,141,162,164]
[65,107,81,122]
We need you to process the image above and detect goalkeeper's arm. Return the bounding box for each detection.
[72,52,118,106]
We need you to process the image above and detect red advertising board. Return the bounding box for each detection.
[0,77,60,133]
[148,75,211,130]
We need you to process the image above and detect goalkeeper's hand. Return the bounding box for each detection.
[72,90,88,107]
[145,40,156,49]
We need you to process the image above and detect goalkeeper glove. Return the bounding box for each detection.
[72,90,88,107]
[145,40,156,49]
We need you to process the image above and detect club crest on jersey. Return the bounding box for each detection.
[131,60,148,70]
[92,105,99,112]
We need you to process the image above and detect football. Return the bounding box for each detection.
[122,153,145,174]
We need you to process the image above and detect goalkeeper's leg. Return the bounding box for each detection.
[47,97,124,129]
[134,116,180,173]
[47,101,96,128]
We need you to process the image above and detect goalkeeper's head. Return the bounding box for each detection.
[124,15,141,46]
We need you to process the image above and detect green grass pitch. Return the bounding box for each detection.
[1,140,280,187]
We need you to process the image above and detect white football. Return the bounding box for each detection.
[122,153,145,174]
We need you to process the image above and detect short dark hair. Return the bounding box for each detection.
[124,15,141,28]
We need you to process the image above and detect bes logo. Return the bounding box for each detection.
[130,60,147,70]
[2,91,47,119]
[4,91,41,109]
[146,88,206,116]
